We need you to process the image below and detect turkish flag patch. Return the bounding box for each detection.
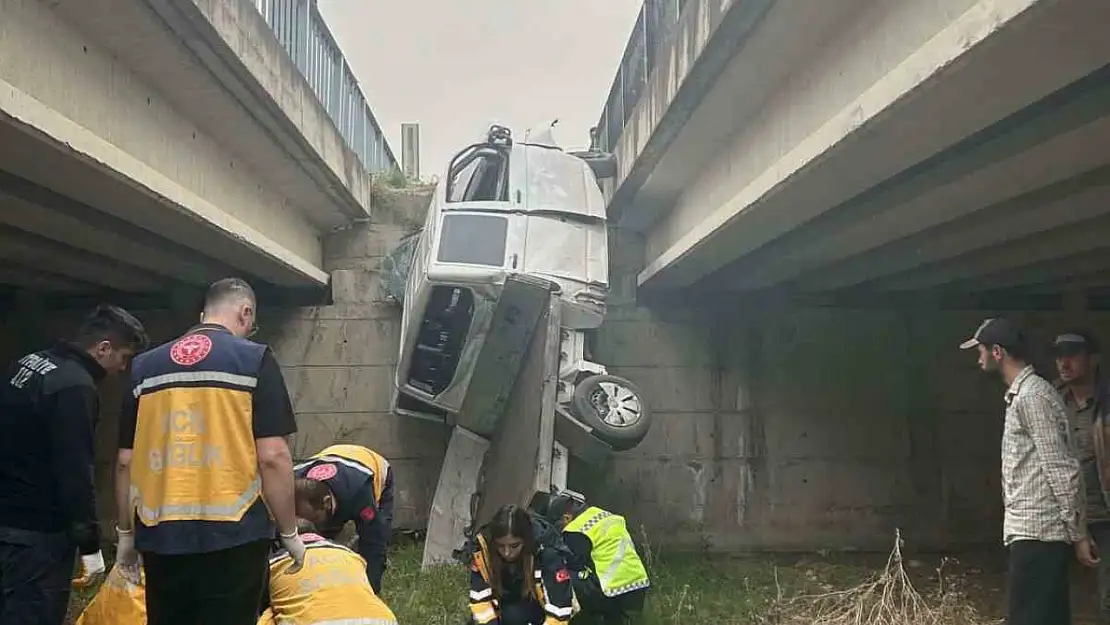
[359,506,375,521]
[555,568,570,583]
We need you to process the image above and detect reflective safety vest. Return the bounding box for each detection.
[299,444,391,505]
[267,534,397,625]
[563,506,650,597]
[129,326,265,532]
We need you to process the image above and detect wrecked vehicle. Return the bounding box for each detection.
[389,123,652,451]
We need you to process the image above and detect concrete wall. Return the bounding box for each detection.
[570,225,1102,552]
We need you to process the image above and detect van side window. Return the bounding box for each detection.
[446,147,509,203]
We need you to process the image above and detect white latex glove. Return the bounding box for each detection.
[279,529,306,574]
[115,527,141,584]
[72,550,106,588]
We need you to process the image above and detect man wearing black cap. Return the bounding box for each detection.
[1053,330,1110,622]
[961,317,1085,625]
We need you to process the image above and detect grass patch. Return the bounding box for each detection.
[67,539,1002,625]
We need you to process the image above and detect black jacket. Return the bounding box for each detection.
[0,342,105,553]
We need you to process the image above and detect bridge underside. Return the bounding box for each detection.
[0,0,380,307]
[622,0,1110,306]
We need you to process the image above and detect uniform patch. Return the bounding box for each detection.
[306,463,338,481]
[555,568,570,583]
[170,334,213,366]
[359,506,375,521]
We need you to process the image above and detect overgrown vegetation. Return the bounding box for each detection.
[67,530,1007,625]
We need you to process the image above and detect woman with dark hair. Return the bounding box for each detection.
[467,505,576,625]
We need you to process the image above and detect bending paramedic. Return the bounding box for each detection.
[115,278,304,625]
[258,519,397,625]
[293,443,395,593]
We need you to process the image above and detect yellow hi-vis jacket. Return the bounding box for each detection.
[468,532,577,625]
[262,533,397,625]
[564,506,650,597]
[128,327,267,543]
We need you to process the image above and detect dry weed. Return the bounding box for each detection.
[767,529,1001,625]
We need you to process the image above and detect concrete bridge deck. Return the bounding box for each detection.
[0,0,396,305]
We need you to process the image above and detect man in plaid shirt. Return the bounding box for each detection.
[961,317,1090,625]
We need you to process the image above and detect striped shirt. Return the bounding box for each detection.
[1001,366,1083,545]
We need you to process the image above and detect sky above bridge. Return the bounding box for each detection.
[319,0,642,180]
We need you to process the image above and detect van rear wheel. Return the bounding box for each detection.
[571,374,652,450]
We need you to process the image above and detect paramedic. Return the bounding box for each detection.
[466,505,575,625]
[0,304,148,625]
[294,443,394,593]
[258,519,397,625]
[543,492,650,624]
[114,278,304,625]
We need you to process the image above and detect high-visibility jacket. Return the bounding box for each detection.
[468,531,576,625]
[128,324,271,553]
[563,506,650,597]
[266,533,397,625]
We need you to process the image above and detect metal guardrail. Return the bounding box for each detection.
[252,0,397,174]
[594,0,688,154]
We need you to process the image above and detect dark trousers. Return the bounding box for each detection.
[498,599,545,625]
[360,467,395,594]
[143,540,270,625]
[0,527,75,625]
[1089,522,1110,624]
[572,574,646,625]
[1008,539,1072,625]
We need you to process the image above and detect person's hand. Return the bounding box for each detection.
[115,527,141,584]
[71,550,106,589]
[280,529,306,574]
[1076,535,1100,567]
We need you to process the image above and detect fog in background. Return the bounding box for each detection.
[318,0,643,179]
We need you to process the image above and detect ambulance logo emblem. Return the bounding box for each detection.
[170,334,212,366]
[306,463,338,481]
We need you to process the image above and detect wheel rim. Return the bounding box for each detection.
[587,381,642,428]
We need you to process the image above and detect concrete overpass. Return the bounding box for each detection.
[596,0,1110,305]
[0,0,396,307]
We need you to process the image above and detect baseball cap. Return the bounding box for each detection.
[960,318,1025,351]
[1052,331,1099,356]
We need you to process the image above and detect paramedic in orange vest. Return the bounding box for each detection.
[113,278,306,625]
[257,519,397,625]
[293,444,394,593]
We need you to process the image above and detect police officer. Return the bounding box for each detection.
[258,519,398,625]
[538,491,650,625]
[0,304,148,625]
[114,278,305,625]
[293,443,394,593]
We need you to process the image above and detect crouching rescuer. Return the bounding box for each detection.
[293,443,394,593]
[466,505,576,625]
[258,519,397,625]
[539,491,650,624]
[115,278,305,625]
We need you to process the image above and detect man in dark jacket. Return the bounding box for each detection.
[0,304,148,625]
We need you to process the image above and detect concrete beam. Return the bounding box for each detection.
[0,262,99,294]
[0,226,166,293]
[932,248,1110,294]
[638,0,1110,290]
[720,75,1110,291]
[867,213,1110,291]
[795,166,1110,292]
[0,172,236,286]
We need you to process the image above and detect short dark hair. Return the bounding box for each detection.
[74,305,149,352]
[296,518,318,534]
[204,277,256,310]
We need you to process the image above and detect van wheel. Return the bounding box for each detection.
[571,374,652,450]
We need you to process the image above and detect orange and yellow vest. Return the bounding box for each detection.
[263,534,397,625]
[128,325,271,553]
